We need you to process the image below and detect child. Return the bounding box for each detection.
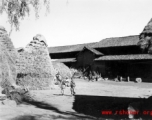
[70,78,76,95]
[60,80,66,95]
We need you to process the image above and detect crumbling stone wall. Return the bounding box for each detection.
[16,34,55,90]
[0,26,18,88]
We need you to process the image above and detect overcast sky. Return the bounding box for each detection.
[0,0,152,48]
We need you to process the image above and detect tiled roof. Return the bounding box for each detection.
[94,35,139,48]
[49,42,96,53]
[48,35,139,53]
[95,54,152,61]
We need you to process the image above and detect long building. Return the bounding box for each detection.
[49,35,152,82]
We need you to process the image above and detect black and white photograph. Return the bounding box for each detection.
[1,0,152,119]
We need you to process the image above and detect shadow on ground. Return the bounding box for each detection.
[73,95,152,119]
[11,99,96,120]
[11,95,152,120]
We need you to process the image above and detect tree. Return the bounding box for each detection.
[0,0,50,36]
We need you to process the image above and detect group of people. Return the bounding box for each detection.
[56,73,76,96]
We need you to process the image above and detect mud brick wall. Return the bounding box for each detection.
[16,34,55,90]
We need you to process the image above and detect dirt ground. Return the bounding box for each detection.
[1,79,152,120]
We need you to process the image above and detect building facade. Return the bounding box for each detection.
[49,35,152,82]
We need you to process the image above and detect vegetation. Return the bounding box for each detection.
[0,0,50,35]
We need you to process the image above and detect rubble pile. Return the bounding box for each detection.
[16,34,55,90]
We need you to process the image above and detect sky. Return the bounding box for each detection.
[0,0,152,48]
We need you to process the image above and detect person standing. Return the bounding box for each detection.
[60,80,66,95]
[70,78,76,95]
[56,72,66,95]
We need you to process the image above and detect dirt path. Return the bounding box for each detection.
[1,79,152,120]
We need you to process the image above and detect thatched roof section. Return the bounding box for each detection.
[95,35,139,48]
[49,42,96,53]
[95,54,152,61]
[52,58,76,63]
[48,35,139,54]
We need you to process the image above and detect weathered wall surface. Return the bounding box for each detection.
[0,26,18,88]
[16,34,55,90]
